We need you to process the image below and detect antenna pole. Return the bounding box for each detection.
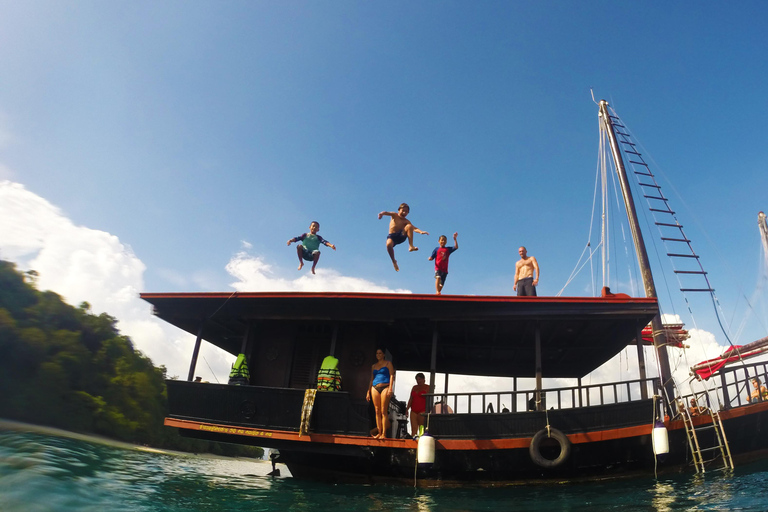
[598,100,674,398]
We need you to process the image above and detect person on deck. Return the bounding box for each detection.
[428,233,459,295]
[287,221,336,274]
[406,373,430,437]
[366,348,395,440]
[514,246,539,296]
[747,378,768,403]
[689,397,705,417]
[378,203,429,272]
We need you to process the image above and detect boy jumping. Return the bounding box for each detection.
[378,203,429,271]
[287,221,336,274]
[428,232,458,294]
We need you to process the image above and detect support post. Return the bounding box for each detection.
[429,324,438,408]
[636,320,648,399]
[187,322,204,382]
[535,322,543,411]
[330,323,338,356]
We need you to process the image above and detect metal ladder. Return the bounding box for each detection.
[679,392,734,473]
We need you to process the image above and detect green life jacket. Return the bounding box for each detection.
[316,355,342,391]
[229,353,251,384]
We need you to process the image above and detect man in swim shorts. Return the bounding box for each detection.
[514,246,539,296]
[287,221,336,274]
[378,203,429,272]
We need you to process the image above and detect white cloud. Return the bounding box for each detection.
[226,251,411,293]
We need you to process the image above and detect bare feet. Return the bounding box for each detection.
[409,246,418,252]
[298,261,304,271]
[311,266,316,275]
[392,260,399,272]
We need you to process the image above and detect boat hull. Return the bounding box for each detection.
[163,380,768,484]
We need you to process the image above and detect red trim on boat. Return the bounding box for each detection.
[142,291,657,305]
[165,417,654,449]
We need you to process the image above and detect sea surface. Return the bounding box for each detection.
[1,425,767,512]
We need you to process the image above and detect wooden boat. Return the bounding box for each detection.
[141,101,768,484]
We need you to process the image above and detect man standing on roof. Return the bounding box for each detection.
[514,246,539,296]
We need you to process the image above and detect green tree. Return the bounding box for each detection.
[0,259,262,459]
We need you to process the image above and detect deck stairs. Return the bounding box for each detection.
[679,390,734,473]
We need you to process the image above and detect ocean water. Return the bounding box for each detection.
[1,427,767,512]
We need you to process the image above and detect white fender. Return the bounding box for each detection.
[652,420,669,456]
[417,431,435,467]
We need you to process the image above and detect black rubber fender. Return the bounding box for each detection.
[529,427,571,469]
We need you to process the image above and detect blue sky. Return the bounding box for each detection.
[1,1,767,387]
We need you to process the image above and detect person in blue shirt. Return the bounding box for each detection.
[287,221,336,274]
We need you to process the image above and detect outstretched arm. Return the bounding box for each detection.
[453,232,459,249]
[287,234,303,246]
[413,227,429,235]
[378,211,396,220]
[319,235,337,251]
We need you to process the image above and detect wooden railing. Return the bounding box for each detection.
[716,361,768,410]
[424,377,661,415]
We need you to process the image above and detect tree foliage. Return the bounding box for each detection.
[0,260,262,458]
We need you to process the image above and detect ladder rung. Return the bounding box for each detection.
[661,237,689,242]
[633,171,653,176]
[645,195,667,200]
[680,288,715,292]
[655,222,682,227]
[628,160,649,166]
[674,270,707,274]
[699,447,722,453]
[694,424,716,431]
[653,209,676,215]
[667,253,699,258]
[639,183,661,189]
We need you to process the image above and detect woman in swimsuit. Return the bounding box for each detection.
[748,377,768,403]
[406,373,429,437]
[366,348,395,440]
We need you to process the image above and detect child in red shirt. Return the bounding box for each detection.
[428,232,458,295]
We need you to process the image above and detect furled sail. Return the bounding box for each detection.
[640,324,689,348]
[692,335,768,380]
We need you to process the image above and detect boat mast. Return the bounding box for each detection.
[598,100,674,398]
[759,211,768,269]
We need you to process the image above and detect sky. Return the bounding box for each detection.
[1,1,767,401]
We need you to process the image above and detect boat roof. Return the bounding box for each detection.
[140,292,658,379]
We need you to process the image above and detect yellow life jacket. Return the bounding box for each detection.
[316,355,342,391]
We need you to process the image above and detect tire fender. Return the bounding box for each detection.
[529,427,571,469]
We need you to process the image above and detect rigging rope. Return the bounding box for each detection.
[608,107,734,350]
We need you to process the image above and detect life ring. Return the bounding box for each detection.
[529,427,571,469]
